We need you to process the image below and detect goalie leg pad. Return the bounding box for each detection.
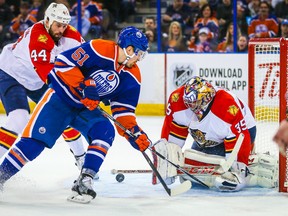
[184,149,225,166]
[247,153,278,188]
[152,139,183,185]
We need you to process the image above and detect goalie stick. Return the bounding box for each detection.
[219,133,244,173]
[150,140,209,188]
[97,106,192,196]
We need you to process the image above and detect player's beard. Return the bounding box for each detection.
[49,28,63,43]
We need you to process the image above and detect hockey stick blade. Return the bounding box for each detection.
[149,147,209,188]
[142,151,191,196]
[169,180,192,196]
[111,169,152,174]
[97,107,191,196]
[67,191,95,204]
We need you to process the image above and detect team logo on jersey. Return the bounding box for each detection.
[172,64,194,88]
[38,34,48,43]
[39,127,46,134]
[171,93,180,102]
[189,129,218,147]
[228,105,239,116]
[90,70,119,96]
[191,129,206,145]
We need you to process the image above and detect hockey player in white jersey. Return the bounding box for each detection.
[153,76,278,191]
[0,3,86,168]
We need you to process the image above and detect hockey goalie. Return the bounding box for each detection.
[153,76,278,191]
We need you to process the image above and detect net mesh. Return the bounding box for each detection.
[253,43,280,156]
[250,38,288,192]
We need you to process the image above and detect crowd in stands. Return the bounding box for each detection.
[0,0,288,53]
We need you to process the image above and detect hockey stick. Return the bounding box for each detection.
[149,146,209,188]
[218,133,244,173]
[111,169,152,174]
[97,106,191,196]
[97,106,208,188]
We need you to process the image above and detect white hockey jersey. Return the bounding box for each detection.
[161,86,256,165]
[0,21,84,91]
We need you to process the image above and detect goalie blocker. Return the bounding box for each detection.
[153,139,278,191]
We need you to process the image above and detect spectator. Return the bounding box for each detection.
[29,0,45,21]
[70,3,91,37]
[0,0,14,50]
[187,0,201,27]
[193,3,219,50]
[162,0,193,34]
[274,0,288,24]
[144,16,157,41]
[188,27,212,52]
[279,19,288,38]
[162,21,187,52]
[237,35,248,53]
[208,0,219,15]
[217,23,240,53]
[237,1,249,37]
[248,0,261,17]
[9,1,37,40]
[70,0,103,40]
[248,1,278,39]
[145,29,157,52]
[216,0,232,42]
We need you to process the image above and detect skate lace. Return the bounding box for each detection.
[79,176,93,192]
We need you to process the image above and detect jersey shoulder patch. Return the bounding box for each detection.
[29,23,54,50]
[211,90,241,123]
[169,86,187,112]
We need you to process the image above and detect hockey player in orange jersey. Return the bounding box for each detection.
[0,3,87,168]
[0,26,151,203]
[153,76,259,191]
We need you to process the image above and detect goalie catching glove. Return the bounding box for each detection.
[77,79,100,111]
[214,161,249,192]
[126,125,151,152]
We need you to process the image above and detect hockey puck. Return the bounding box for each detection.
[116,173,125,183]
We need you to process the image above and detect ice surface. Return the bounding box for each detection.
[0,115,287,216]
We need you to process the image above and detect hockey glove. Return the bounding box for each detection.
[78,79,100,111]
[127,125,151,152]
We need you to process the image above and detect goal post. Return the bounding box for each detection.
[248,37,288,192]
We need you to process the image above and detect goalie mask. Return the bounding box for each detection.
[44,3,71,31]
[183,76,216,113]
[117,26,149,61]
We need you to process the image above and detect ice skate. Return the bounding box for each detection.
[67,172,97,204]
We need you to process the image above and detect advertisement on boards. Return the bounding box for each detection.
[166,53,249,103]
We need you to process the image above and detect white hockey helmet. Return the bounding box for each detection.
[44,3,71,30]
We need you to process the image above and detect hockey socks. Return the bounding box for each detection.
[62,127,86,157]
[0,127,18,158]
[0,138,45,186]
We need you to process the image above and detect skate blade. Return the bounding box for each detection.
[67,191,94,204]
